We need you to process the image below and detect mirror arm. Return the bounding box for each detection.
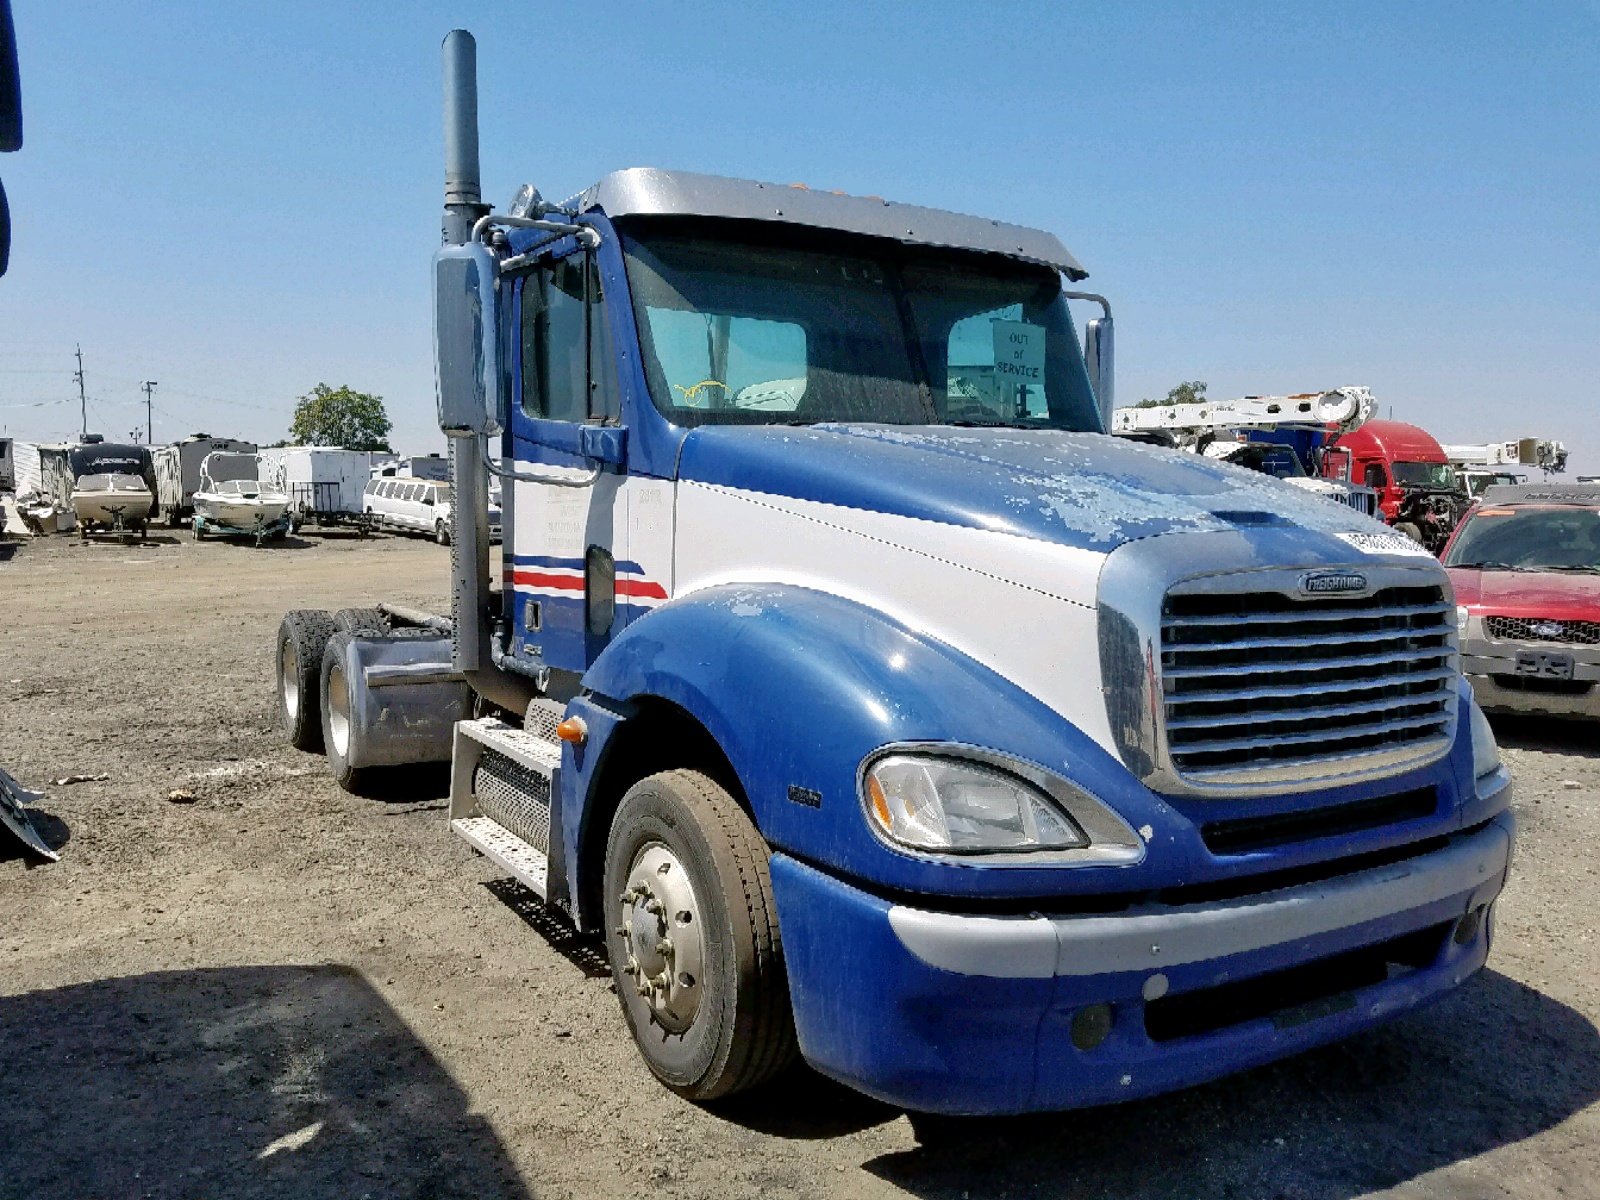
[480,440,600,488]
[472,213,600,250]
[1061,290,1111,318]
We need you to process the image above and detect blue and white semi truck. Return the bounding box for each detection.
[273,31,1515,1115]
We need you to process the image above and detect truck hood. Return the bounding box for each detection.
[677,424,1385,553]
[1448,567,1600,618]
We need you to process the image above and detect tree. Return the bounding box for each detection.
[1135,380,1208,409]
[289,383,393,450]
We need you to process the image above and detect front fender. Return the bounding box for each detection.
[581,583,1187,899]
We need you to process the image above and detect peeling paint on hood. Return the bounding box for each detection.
[678,424,1387,552]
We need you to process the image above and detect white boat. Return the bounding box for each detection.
[191,453,290,534]
[70,473,154,531]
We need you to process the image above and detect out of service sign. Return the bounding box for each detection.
[993,320,1045,384]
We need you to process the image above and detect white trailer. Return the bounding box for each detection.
[153,434,259,525]
[258,446,381,533]
[371,453,449,481]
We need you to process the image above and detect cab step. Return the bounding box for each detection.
[449,717,563,901]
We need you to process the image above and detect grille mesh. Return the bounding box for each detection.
[1485,615,1600,646]
[474,748,551,854]
[1161,584,1456,785]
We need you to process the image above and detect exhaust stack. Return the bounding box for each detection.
[438,29,512,704]
[441,30,489,246]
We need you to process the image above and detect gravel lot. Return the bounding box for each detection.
[1,518,1597,1200]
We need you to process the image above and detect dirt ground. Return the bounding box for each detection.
[1,512,1598,1200]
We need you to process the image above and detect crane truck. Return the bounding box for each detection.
[271,31,1514,1115]
[1110,388,1381,517]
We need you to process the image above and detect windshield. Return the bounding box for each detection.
[1391,461,1456,489]
[619,221,1102,431]
[1465,472,1521,497]
[1444,505,1600,572]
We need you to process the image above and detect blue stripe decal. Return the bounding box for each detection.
[510,552,647,575]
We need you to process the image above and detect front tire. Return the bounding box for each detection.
[603,770,798,1101]
[1393,521,1424,544]
[276,609,335,751]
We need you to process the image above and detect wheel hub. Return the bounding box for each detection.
[615,843,705,1032]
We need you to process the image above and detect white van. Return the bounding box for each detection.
[362,477,500,544]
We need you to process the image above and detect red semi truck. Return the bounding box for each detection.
[1322,419,1469,553]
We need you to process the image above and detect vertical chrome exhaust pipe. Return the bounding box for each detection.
[440,30,493,680]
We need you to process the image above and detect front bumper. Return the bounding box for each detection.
[1462,631,1600,719]
[771,810,1513,1115]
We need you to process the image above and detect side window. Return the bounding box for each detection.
[521,257,588,423]
[1363,462,1388,489]
[640,309,808,414]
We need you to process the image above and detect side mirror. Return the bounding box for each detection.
[1,0,23,278]
[1084,315,1114,427]
[433,241,502,437]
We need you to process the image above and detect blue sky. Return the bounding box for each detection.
[1,1,1596,475]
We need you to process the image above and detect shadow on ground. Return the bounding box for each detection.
[0,806,69,864]
[0,965,530,1199]
[830,969,1600,1199]
[1492,712,1599,759]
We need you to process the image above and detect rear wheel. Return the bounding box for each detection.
[320,631,367,792]
[603,770,798,1101]
[333,607,388,635]
[435,520,450,546]
[276,609,335,751]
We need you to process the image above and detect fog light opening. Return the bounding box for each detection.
[1454,906,1484,946]
[1070,1003,1114,1051]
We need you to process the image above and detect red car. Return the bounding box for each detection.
[1443,483,1600,721]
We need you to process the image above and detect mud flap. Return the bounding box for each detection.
[0,767,59,862]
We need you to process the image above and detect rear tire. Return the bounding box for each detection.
[603,770,798,1101]
[333,607,388,635]
[435,520,450,546]
[319,631,368,793]
[277,609,335,751]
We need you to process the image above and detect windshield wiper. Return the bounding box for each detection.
[1539,565,1600,574]
[1449,561,1530,571]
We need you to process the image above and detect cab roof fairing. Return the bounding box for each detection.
[566,167,1090,280]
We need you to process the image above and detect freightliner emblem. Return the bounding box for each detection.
[1300,571,1369,596]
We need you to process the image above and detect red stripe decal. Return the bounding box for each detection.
[617,578,669,600]
[511,570,584,591]
[510,570,668,601]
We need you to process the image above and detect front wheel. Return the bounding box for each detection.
[1393,521,1424,544]
[603,770,798,1101]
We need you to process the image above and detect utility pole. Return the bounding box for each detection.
[73,344,87,440]
[141,380,158,444]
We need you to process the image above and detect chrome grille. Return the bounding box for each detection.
[473,748,551,854]
[1485,615,1599,646]
[1161,584,1456,787]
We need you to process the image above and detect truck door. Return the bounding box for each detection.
[507,243,630,676]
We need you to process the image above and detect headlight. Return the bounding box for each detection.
[1456,605,1470,636]
[1469,696,1501,780]
[864,754,1088,852]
